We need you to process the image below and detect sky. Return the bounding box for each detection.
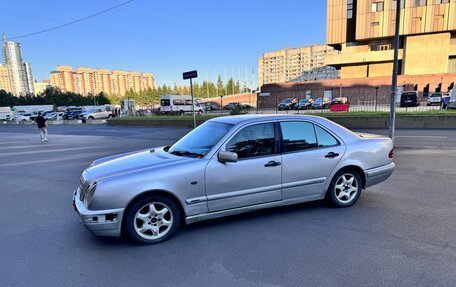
[1,0,327,86]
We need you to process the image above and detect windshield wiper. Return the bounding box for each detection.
[170,150,204,158]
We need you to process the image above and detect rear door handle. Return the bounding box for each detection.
[325,152,340,159]
[264,161,281,167]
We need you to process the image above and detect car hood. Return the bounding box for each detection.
[83,147,187,183]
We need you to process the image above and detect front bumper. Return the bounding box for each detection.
[365,162,395,188]
[73,189,125,237]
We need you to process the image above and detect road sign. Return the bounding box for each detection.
[183,70,198,80]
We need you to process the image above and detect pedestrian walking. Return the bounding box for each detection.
[35,112,48,142]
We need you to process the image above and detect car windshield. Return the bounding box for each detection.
[314,98,322,103]
[299,99,308,103]
[168,121,233,157]
[280,98,292,103]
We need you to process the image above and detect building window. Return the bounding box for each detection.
[413,0,427,6]
[435,0,449,4]
[347,0,354,19]
[392,0,405,9]
[372,1,384,12]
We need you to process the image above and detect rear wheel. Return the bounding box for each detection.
[88,116,94,120]
[125,195,181,244]
[326,169,362,208]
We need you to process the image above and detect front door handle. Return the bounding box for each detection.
[325,152,340,159]
[264,161,281,167]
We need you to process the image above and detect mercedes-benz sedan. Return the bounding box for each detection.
[73,115,395,244]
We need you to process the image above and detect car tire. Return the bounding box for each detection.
[107,114,112,119]
[197,110,203,115]
[326,169,362,208]
[88,116,94,120]
[125,194,181,245]
[179,110,184,116]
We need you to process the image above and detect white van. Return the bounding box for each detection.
[160,94,204,115]
[0,107,13,120]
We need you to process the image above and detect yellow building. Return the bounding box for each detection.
[0,64,11,93]
[259,45,339,85]
[326,0,456,79]
[50,66,155,96]
[33,81,51,95]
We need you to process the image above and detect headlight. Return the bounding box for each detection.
[83,183,97,206]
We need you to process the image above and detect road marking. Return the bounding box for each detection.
[0,152,105,168]
[0,145,59,150]
[396,136,448,139]
[0,146,102,157]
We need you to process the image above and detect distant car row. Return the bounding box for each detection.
[277,97,347,110]
[3,106,115,122]
[159,94,255,115]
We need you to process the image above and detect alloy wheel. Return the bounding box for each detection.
[134,202,173,240]
[334,173,358,204]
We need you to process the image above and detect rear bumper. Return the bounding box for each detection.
[72,189,124,237]
[365,162,395,188]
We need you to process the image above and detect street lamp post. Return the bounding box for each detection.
[389,0,401,142]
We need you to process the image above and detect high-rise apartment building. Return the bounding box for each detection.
[258,45,339,86]
[2,34,31,96]
[33,80,51,95]
[325,0,456,78]
[50,66,155,96]
[0,64,11,92]
[24,62,34,94]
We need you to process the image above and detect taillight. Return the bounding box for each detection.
[388,149,394,159]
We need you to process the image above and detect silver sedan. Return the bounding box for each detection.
[73,115,395,244]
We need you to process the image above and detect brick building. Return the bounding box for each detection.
[258,0,456,108]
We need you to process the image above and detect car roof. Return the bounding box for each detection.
[210,114,324,125]
[209,114,359,143]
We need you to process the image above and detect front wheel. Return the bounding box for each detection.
[326,169,362,208]
[125,195,181,244]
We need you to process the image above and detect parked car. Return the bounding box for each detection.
[296,99,313,110]
[64,108,84,120]
[331,97,349,105]
[312,97,331,109]
[445,89,456,109]
[201,103,221,111]
[79,107,113,120]
[44,111,65,120]
[11,113,32,122]
[222,103,238,110]
[30,110,54,121]
[427,93,442,106]
[73,115,395,244]
[277,98,298,110]
[400,91,420,107]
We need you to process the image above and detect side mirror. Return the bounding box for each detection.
[218,151,238,163]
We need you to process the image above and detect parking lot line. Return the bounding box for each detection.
[0,146,103,157]
[395,136,448,138]
[0,152,106,168]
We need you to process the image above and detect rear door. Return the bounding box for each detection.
[279,121,345,200]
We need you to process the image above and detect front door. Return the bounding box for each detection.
[279,121,345,200]
[205,122,282,212]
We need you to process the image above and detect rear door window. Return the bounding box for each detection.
[280,122,317,152]
[315,125,339,148]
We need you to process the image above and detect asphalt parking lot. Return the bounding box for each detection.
[1,124,455,287]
